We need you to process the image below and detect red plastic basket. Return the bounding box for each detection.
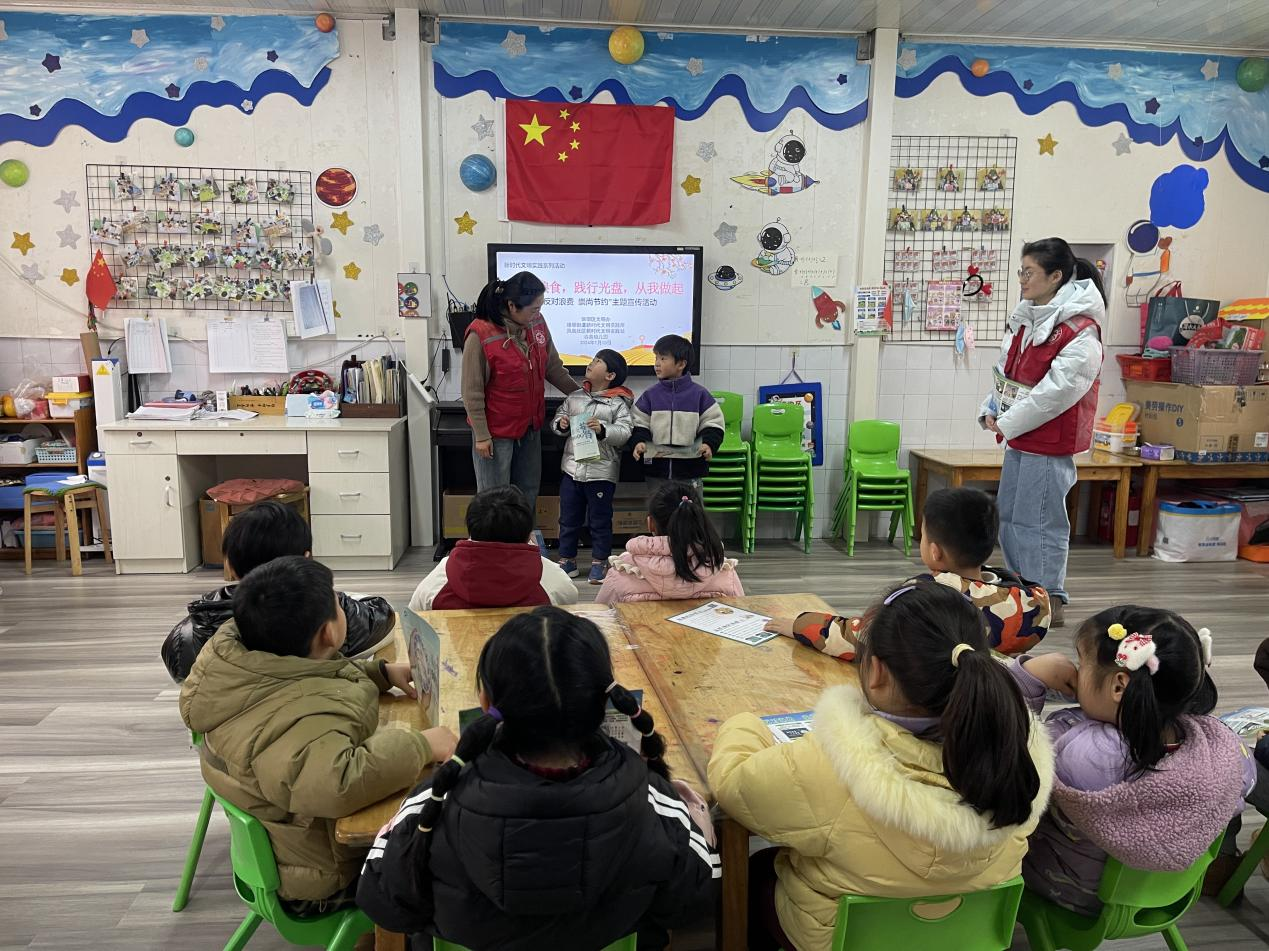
[1116,353,1171,382]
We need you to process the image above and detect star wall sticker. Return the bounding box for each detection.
[165,83,180,98]
[713,221,737,246]
[194,56,208,71]
[60,268,79,287]
[1107,63,1123,80]
[56,225,80,248]
[569,85,583,100]
[836,73,848,85]
[501,30,526,58]
[20,263,43,283]
[454,211,477,235]
[1112,132,1132,156]
[54,190,79,214]
[696,141,716,162]
[897,48,917,70]
[362,224,383,246]
[1037,133,1058,155]
[1144,97,1160,115]
[11,232,34,255]
[343,261,361,280]
[472,114,494,140]
[266,50,278,62]
[1201,58,1220,81]
[42,53,61,73]
[1022,79,1034,90]
[29,104,41,117]
[686,57,704,76]
[210,16,225,31]
[681,174,701,196]
[330,211,353,235]
[131,28,150,48]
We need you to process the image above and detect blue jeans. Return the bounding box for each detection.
[558,473,616,561]
[472,427,542,510]
[997,448,1076,603]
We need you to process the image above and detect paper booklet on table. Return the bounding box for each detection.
[570,414,604,463]
[763,712,814,744]
[644,440,702,460]
[457,689,644,752]
[667,601,776,646]
[1218,706,1269,739]
[403,607,441,730]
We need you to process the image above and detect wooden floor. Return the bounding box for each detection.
[2,540,1269,949]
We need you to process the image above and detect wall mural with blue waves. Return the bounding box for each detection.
[896,42,1269,193]
[0,13,339,146]
[432,23,868,132]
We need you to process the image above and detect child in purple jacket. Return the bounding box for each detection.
[1014,605,1254,916]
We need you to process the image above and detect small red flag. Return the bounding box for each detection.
[504,100,674,226]
[85,250,117,311]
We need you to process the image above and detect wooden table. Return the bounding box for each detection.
[1123,456,1269,557]
[909,448,1141,559]
[616,593,846,951]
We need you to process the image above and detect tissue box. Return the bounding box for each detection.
[1140,443,1175,461]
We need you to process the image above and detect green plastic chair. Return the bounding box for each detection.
[436,937,636,951]
[705,392,756,551]
[750,403,814,553]
[832,420,913,556]
[1017,836,1222,951]
[173,731,213,912]
[829,877,1024,950]
[711,390,748,452]
[1218,807,1269,906]
[211,791,374,951]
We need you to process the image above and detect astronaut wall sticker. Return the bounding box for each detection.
[752,219,797,276]
[732,130,818,196]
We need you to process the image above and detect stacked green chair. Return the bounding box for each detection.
[212,791,374,951]
[830,877,1024,950]
[1017,836,1222,951]
[831,420,914,556]
[750,402,814,553]
[703,391,754,552]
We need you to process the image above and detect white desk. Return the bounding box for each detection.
[100,416,409,574]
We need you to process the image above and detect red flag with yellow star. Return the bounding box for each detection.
[85,250,117,311]
[503,100,674,226]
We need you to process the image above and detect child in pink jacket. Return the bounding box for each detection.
[597,481,744,604]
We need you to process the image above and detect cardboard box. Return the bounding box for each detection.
[612,504,649,535]
[229,395,286,416]
[1125,381,1269,462]
[200,499,223,568]
[442,492,561,539]
[52,373,91,393]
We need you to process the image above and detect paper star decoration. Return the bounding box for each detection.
[1112,132,1132,156]
[501,31,527,58]
[60,268,79,287]
[569,85,583,100]
[131,29,150,48]
[266,50,278,62]
[1201,58,1220,81]
[57,225,81,248]
[42,53,60,73]
[472,115,494,140]
[54,190,79,214]
[194,56,208,71]
[343,261,361,280]
[836,73,848,85]
[1107,63,1123,80]
[1144,97,1160,115]
[241,99,254,112]
[165,83,180,98]
[454,211,477,235]
[11,232,34,255]
[330,211,354,235]
[686,57,704,77]
[713,221,737,246]
[362,224,383,246]
[20,263,43,284]
[210,16,225,31]
[897,48,918,70]
[1037,133,1058,155]
[519,113,551,146]
[697,141,717,162]
[681,174,701,196]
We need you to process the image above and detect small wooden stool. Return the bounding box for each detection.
[213,487,311,580]
[23,483,114,576]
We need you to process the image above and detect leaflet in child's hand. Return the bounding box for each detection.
[643,439,703,461]
[762,712,814,743]
[570,414,604,463]
[404,608,441,730]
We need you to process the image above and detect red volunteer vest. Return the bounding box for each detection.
[465,317,550,439]
[1002,315,1101,456]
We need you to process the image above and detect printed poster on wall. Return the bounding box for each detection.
[758,382,824,466]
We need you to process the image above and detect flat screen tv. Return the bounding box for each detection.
[487,243,704,375]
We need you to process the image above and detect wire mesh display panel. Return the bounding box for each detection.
[883,136,1017,343]
[84,164,315,313]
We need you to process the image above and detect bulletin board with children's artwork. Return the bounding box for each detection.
[884,136,1016,343]
[757,382,824,466]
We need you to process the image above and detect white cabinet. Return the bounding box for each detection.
[105,455,186,563]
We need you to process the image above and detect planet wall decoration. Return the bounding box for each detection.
[315,166,357,207]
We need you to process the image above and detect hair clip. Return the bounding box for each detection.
[1115,632,1159,675]
[883,584,917,606]
[1197,627,1214,667]
[487,706,503,722]
[679,495,692,506]
[950,643,975,667]
[1107,623,1129,641]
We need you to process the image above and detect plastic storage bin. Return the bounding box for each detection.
[1116,353,1171,382]
[48,392,93,418]
[1169,348,1261,386]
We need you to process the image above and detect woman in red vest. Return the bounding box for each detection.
[979,238,1106,628]
[462,271,579,510]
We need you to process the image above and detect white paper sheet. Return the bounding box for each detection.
[291,279,335,338]
[666,601,776,646]
[124,317,172,374]
[791,253,838,287]
[248,317,289,373]
[206,317,290,374]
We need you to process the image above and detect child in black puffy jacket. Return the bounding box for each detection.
[160,501,394,682]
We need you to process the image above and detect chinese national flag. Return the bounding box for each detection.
[85,250,117,311]
[504,100,674,226]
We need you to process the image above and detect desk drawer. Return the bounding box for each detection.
[310,472,391,514]
[176,430,307,455]
[101,430,178,454]
[311,515,392,556]
[308,432,390,472]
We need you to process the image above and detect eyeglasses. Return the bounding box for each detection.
[1017,269,1036,281]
